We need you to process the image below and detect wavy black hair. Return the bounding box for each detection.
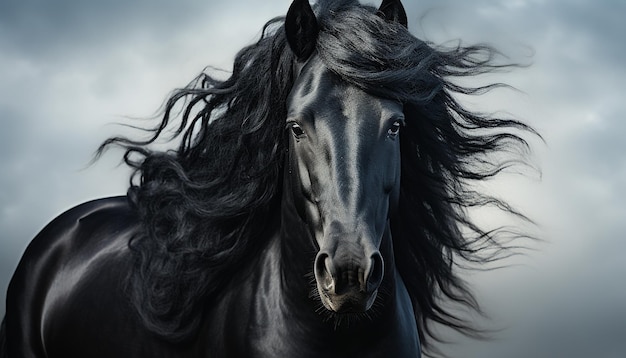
[98,0,537,354]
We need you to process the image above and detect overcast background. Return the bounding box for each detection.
[1,0,625,357]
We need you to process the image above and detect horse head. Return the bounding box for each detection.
[284,0,407,315]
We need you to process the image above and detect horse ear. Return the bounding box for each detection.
[285,0,319,62]
[377,0,408,28]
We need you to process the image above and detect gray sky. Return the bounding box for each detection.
[1,0,625,356]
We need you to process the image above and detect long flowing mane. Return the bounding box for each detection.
[98,0,536,353]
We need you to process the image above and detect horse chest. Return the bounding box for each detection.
[219,265,422,358]
[245,317,421,358]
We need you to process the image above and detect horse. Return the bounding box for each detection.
[1,0,536,357]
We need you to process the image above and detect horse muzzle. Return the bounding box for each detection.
[314,247,384,313]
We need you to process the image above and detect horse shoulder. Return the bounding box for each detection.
[5,196,140,357]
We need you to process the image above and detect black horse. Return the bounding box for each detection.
[1,0,535,357]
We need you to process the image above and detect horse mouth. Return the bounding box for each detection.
[318,287,379,314]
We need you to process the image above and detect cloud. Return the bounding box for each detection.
[0,0,207,57]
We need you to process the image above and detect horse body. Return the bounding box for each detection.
[2,0,536,356]
[6,179,419,357]
[5,22,420,358]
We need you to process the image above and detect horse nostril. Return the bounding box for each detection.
[365,252,384,292]
[314,253,334,291]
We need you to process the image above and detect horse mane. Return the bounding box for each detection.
[98,0,537,353]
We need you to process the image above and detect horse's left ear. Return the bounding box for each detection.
[377,0,408,28]
[285,0,319,62]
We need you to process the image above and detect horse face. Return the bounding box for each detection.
[286,56,403,313]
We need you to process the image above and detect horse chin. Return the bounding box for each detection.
[318,287,378,315]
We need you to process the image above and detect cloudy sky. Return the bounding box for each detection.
[1,0,624,356]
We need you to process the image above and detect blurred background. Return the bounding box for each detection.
[1,1,624,356]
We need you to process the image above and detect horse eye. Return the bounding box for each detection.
[387,121,401,138]
[291,123,306,138]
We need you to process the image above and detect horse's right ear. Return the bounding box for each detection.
[285,0,319,62]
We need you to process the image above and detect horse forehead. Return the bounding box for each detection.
[289,58,387,126]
